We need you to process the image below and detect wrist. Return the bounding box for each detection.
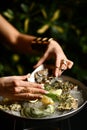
[31,37,53,51]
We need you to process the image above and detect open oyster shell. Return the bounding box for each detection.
[28,64,45,82]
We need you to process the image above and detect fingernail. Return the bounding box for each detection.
[45,91,49,94]
[39,95,43,99]
[55,72,58,77]
[27,73,30,77]
[41,84,45,89]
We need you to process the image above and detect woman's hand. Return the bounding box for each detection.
[34,39,73,77]
[0,74,47,101]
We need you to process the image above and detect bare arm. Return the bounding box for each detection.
[0,14,73,76]
[0,14,36,54]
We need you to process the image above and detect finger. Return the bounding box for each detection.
[15,86,48,94]
[55,58,68,76]
[14,75,29,81]
[14,82,44,92]
[16,80,44,88]
[67,60,74,69]
[57,69,63,77]
[14,93,43,100]
[54,56,61,77]
[60,63,67,71]
[55,66,65,77]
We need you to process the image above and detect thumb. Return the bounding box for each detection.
[17,73,30,81]
[34,50,49,68]
[33,58,44,68]
[33,56,46,69]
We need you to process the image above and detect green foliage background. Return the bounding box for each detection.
[0,0,87,85]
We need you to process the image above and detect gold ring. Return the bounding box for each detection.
[61,69,65,72]
[55,66,64,72]
[62,59,67,65]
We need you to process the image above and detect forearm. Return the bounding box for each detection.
[0,15,61,55]
[0,14,20,44]
[0,15,37,54]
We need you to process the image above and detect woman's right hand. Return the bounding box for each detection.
[0,74,47,101]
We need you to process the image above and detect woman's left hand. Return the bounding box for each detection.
[33,39,73,77]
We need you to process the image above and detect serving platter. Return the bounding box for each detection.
[0,64,87,121]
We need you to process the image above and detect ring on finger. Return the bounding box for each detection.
[62,59,67,65]
[55,66,65,72]
[60,68,65,72]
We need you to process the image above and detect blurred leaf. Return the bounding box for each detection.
[52,25,64,33]
[21,4,29,13]
[41,8,47,19]
[37,24,50,34]
[51,10,60,22]
[82,45,87,53]
[80,36,87,53]
[17,65,23,75]
[24,18,30,33]
[71,25,81,35]
[3,9,14,19]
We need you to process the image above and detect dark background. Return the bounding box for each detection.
[0,1,87,129]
